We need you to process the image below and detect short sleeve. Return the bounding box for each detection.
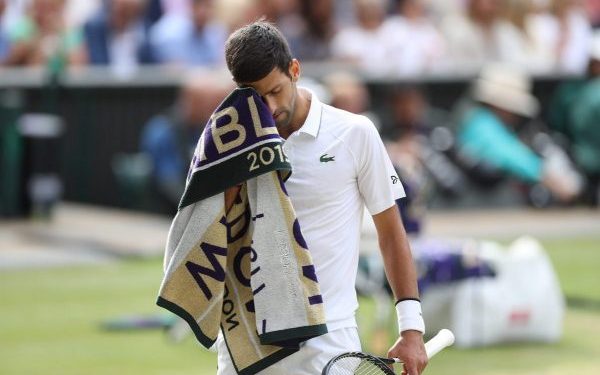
[355,118,406,215]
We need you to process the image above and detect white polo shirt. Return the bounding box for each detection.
[283,90,405,331]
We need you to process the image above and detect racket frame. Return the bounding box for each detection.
[321,329,455,375]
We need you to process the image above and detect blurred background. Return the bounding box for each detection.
[0,0,599,374]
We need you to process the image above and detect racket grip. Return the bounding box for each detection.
[424,329,455,359]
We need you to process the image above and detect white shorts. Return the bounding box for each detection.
[216,327,362,375]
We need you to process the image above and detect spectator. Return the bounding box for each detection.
[65,0,101,28]
[140,70,232,211]
[144,0,164,27]
[4,0,86,67]
[456,63,580,203]
[385,86,464,230]
[1,0,27,32]
[213,0,262,32]
[332,0,357,27]
[385,0,447,76]
[584,0,600,27]
[440,0,508,73]
[84,0,156,76]
[546,13,595,142]
[496,0,556,74]
[323,70,383,135]
[323,71,371,115]
[331,0,400,76]
[549,0,593,74]
[255,0,299,26]
[419,0,466,23]
[568,32,600,206]
[285,0,336,61]
[160,0,191,16]
[0,0,10,63]
[546,74,586,142]
[385,86,431,234]
[150,0,226,67]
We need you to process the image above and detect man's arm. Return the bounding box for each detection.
[372,205,427,375]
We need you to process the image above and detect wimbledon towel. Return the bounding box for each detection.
[156,88,327,375]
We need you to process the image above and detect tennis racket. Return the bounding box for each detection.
[321,328,455,375]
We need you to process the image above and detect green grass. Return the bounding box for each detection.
[542,237,600,301]
[0,236,599,375]
[0,259,216,375]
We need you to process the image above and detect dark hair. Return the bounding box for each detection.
[225,21,293,83]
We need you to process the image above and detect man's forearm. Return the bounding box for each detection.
[373,206,419,302]
[379,232,420,302]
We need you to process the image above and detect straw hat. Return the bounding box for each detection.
[472,63,539,118]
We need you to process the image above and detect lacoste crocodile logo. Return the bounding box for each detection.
[320,154,335,163]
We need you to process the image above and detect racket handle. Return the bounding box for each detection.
[425,329,455,359]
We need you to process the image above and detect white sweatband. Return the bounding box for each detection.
[395,299,425,334]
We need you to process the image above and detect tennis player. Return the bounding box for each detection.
[219,21,428,375]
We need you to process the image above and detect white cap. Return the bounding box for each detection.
[473,63,539,118]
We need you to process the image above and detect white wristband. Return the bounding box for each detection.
[395,299,425,334]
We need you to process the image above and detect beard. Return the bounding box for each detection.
[274,82,298,132]
[274,110,292,128]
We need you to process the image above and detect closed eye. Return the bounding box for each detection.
[269,85,282,96]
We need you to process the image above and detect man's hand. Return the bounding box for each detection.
[224,185,242,212]
[388,330,428,375]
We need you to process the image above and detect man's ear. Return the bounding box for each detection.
[289,59,300,82]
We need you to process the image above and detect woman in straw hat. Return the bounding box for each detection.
[456,63,581,204]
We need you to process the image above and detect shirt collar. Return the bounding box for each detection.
[297,88,322,138]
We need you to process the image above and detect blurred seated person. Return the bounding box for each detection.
[140,71,232,212]
[549,0,593,74]
[285,0,336,61]
[64,1,102,28]
[4,0,86,67]
[547,25,599,149]
[0,0,10,63]
[385,85,465,233]
[84,0,156,76]
[439,0,507,73]
[568,32,600,206]
[254,0,299,27]
[585,0,600,27]
[456,63,581,204]
[150,0,226,67]
[331,0,400,76]
[322,71,378,124]
[143,0,163,28]
[385,0,447,76]
[209,0,262,32]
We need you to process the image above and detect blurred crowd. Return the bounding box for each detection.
[139,37,600,218]
[0,0,599,76]
[1,0,598,216]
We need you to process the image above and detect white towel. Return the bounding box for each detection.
[156,88,327,374]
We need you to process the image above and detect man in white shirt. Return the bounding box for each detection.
[219,21,427,375]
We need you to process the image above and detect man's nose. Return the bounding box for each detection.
[263,96,277,114]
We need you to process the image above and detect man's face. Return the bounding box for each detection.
[241,64,297,132]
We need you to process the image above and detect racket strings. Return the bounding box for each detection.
[325,356,396,375]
